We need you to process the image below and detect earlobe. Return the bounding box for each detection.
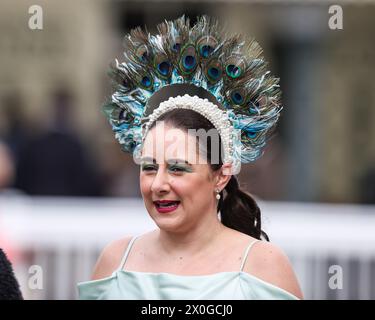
[213,164,232,190]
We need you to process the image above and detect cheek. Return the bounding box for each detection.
[139,174,152,196]
[171,177,202,196]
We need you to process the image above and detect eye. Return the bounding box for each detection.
[169,166,184,173]
[141,165,157,171]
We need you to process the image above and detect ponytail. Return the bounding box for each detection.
[218,176,269,241]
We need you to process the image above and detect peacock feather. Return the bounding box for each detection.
[104,14,282,162]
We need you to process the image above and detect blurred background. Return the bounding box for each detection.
[0,0,374,299]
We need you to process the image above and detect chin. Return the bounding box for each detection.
[151,215,185,232]
[146,204,187,230]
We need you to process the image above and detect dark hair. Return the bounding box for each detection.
[148,108,269,241]
[0,249,23,300]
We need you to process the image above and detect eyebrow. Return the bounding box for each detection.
[140,157,191,165]
[140,156,156,163]
[168,158,192,165]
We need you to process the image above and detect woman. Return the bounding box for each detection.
[78,15,303,299]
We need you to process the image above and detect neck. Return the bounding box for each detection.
[156,211,226,256]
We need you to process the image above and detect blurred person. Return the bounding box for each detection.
[99,141,141,197]
[1,94,30,166]
[359,164,375,204]
[78,16,302,300]
[14,89,102,196]
[0,141,15,191]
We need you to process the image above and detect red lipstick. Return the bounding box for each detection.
[153,200,180,213]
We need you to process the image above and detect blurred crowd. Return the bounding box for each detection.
[0,89,140,198]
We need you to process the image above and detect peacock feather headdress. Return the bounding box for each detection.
[103,15,282,172]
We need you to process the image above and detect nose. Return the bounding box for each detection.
[150,167,171,194]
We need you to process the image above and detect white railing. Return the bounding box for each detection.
[1,195,374,300]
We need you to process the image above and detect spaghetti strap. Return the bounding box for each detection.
[239,239,259,272]
[117,235,139,271]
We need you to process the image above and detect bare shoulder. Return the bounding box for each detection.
[243,240,304,299]
[91,236,133,281]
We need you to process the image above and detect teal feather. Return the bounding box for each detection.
[104,14,283,163]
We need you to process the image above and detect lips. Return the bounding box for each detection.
[153,200,180,213]
[153,200,180,208]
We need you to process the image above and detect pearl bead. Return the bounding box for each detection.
[142,95,236,162]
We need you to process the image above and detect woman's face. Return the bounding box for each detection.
[140,121,222,233]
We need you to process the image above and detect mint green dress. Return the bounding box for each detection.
[77,235,299,300]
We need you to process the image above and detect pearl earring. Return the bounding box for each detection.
[215,189,221,200]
